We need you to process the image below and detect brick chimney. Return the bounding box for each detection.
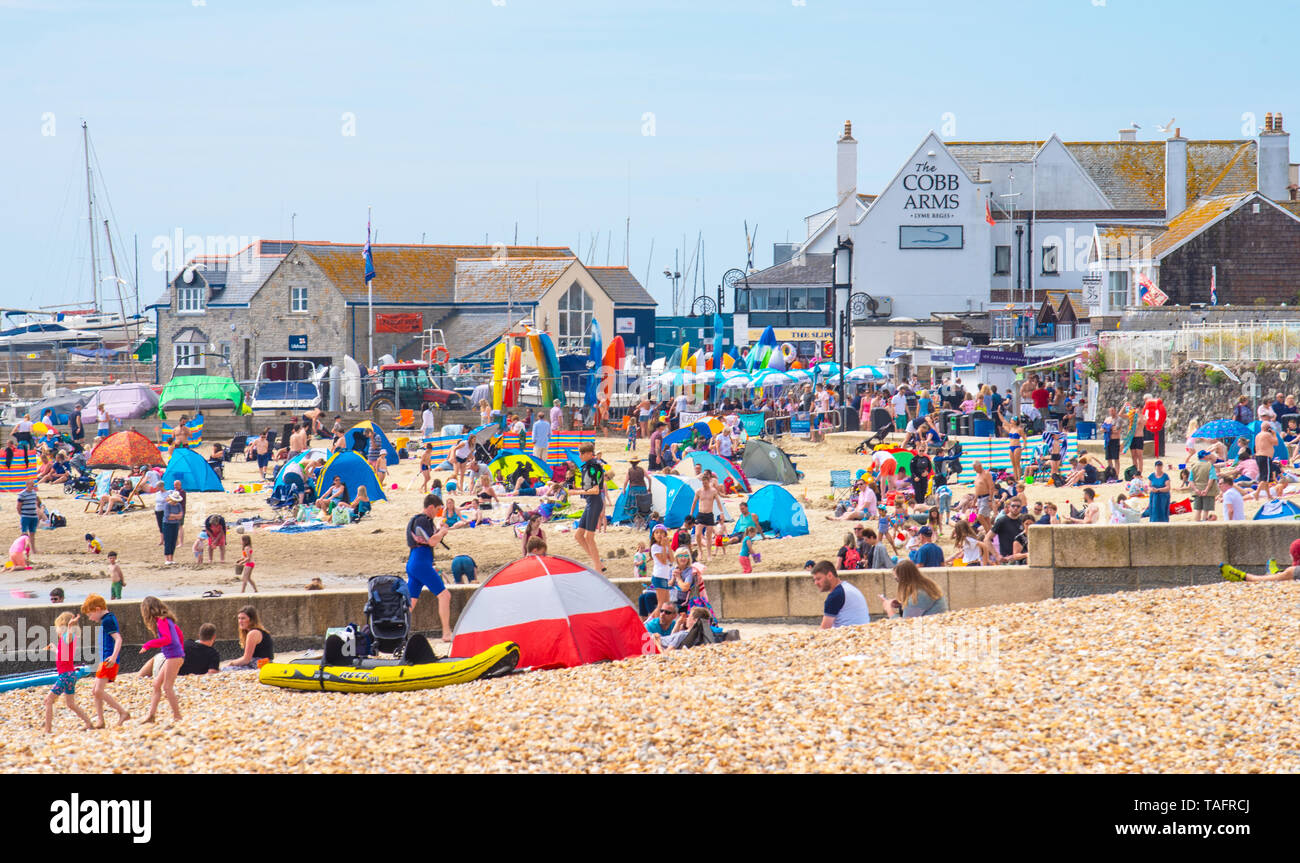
[836,121,857,246]
[1118,127,1138,142]
[1165,127,1188,219]
[1259,110,1290,200]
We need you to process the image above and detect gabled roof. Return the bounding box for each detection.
[947,139,1258,209]
[1147,193,1253,259]
[743,252,833,286]
[297,243,576,304]
[452,257,576,303]
[587,266,657,306]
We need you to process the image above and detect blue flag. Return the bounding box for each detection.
[363,219,376,284]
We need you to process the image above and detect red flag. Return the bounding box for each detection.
[985,198,996,226]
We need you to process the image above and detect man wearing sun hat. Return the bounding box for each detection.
[1189,449,1217,522]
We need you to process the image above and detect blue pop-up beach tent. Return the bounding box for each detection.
[345,421,399,463]
[161,447,223,492]
[650,474,696,529]
[683,450,749,492]
[314,450,387,502]
[746,484,809,537]
[1253,498,1300,520]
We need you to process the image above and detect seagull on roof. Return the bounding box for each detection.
[1191,360,1240,383]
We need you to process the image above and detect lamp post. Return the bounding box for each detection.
[832,237,853,427]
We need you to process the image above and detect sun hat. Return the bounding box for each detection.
[167,491,182,502]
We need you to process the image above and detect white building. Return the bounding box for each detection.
[770,118,1295,361]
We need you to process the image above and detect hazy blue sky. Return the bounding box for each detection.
[1,0,1294,314]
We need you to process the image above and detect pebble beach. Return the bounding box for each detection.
[4,582,1295,773]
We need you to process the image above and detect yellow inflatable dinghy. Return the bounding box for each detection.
[259,638,519,693]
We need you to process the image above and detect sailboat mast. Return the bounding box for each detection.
[83,121,100,312]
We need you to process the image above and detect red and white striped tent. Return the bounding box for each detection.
[451,555,655,669]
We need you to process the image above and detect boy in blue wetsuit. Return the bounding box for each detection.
[406,493,452,642]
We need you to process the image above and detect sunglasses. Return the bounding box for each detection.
[659,609,676,616]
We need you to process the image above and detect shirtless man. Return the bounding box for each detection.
[695,471,720,559]
[290,424,309,457]
[1065,487,1101,524]
[972,461,995,532]
[1254,422,1278,500]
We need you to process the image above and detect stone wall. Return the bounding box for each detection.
[1096,359,1300,444]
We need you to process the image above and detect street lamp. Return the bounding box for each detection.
[832,237,853,426]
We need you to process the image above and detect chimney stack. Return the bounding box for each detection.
[1118,128,1137,142]
[1259,109,1290,200]
[836,121,857,246]
[1165,129,1188,219]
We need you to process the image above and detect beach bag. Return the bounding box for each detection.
[1124,466,1139,481]
[49,512,66,529]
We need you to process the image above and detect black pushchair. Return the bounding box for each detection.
[363,575,412,656]
[62,462,98,495]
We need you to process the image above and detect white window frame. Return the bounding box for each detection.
[557,282,594,353]
[1107,271,1130,311]
[1041,243,1060,275]
[290,285,308,313]
[174,343,204,369]
[177,285,205,314]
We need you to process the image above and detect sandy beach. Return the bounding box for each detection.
[2,430,1284,607]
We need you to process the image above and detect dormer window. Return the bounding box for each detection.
[177,281,205,313]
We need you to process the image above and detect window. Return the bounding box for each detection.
[749,289,767,311]
[556,282,594,353]
[765,287,786,311]
[807,288,825,311]
[734,288,750,313]
[174,343,204,369]
[1107,271,1130,310]
[788,288,808,311]
[1041,244,1059,275]
[218,341,232,366]
[994,246,1011,275]
[1075,321,1092,337]
[291,285,308,313]
[177,285,204,313]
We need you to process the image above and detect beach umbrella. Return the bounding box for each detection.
[784,369,814,384]
[1191,419,1253,440]
[750,370,795,388]
[87,429,165,469]
[845,365,886,382]
[812,362,842,379]
[657,369,692,388]
[717,371,752,389]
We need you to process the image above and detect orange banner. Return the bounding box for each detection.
[375,313,423,333]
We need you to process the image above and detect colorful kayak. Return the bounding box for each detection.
[258,641,520,693]
[0,666,93,694]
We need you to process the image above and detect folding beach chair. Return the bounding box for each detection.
[81,472,113,513]
[830,469,854,503]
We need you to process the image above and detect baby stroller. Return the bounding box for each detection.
[855,425,891,454]
[363,575,411,657]
[62,462,98,495]
[631,492,654,532]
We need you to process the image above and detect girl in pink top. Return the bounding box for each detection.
[44,612,93,732]
[8,533,32,570]
[138,596,185,723]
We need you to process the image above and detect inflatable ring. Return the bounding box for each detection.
[430,346,451,366]
[780,343,797,365]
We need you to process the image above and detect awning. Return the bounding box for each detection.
[1018,351,1084,373]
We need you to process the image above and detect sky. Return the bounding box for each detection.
[0,0,1295,316]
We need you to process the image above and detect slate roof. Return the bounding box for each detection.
[1147,193,1253,259]
[587,266,657,305]
[743,253,833,286]
[452,257,576,303]
[438,309,528,360]
[298,243,576,304]
[946,139,1258,209]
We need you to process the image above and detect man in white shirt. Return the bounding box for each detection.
[1219,476,1246,521]
[891,389,909,430]
[420,404,437,440]
[531,415,551,462]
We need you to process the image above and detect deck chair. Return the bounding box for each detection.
[119,478,148,513]
[830,469,854,502]
[81,472,113,513]
[229,435,249,460]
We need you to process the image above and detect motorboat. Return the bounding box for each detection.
[0,322,103,352]
[248,360,324,412]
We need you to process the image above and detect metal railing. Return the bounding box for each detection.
[1102,321,1300,370]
